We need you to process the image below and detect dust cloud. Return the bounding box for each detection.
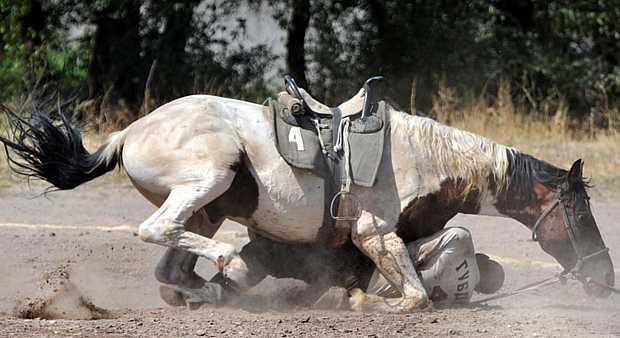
[13,265,114,320]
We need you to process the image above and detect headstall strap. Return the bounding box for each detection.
[531,198,560,241]
[531,189,610,275]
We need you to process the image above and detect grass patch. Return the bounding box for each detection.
[429,80,620,198]
[443,112,620,198]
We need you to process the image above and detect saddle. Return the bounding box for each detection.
[270,76,388,248]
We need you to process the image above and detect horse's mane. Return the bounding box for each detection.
[391,109,511,197]
[390,108,587,206]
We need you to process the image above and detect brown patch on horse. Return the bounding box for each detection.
[495,181,550,226]
[495,181,568,241]
[396,178,481,243]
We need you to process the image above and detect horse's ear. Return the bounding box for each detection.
[567,159,583,187]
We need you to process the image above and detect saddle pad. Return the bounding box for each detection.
[348,101,387,187]
[270,99,387,187]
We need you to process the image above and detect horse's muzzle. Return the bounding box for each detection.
[583,270,615,298]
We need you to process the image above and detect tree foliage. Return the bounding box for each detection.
[1,0,273,116]
[0,0,86,98]
[292,0,620,118]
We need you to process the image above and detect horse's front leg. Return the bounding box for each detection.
[350,214,429,313]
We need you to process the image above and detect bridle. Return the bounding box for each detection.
[473,187,617,305]
[531,188,609,275]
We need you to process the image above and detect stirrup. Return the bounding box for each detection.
[330,191,362,221]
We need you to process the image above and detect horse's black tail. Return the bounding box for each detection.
[0,103,128,190]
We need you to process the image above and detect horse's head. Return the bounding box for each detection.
[531,159,614,297]
[495,154,614,298]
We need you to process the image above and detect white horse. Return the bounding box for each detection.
[0,93,613,312]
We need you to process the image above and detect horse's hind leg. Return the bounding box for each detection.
[157,249,203,306]
[156,248,201,288]
[138,175,238,269]
[157,247,228,308]
[351,225,429,313]
[155,208,223,288]
[156,220,212,308]
[130,190,218,306]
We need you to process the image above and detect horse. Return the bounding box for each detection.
[0,91,614,313]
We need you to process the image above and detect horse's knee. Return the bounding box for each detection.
[139,218,182,243]
[159,285,186,307]
[220,255,265,292]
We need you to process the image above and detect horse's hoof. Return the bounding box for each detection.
[312,287,350,310]
[159,283,224,310]
[184,283,224,310]
[418,294,432,310]
[396,294,430,313]
[159,285,186,307]
[347,289,430,313]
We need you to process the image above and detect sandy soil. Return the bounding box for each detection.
[1,183,619,337]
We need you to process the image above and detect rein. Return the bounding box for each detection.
[470,273,567,305]
[472,270,620,305]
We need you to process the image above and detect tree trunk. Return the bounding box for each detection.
[17,0,47,50]
[152,1,197,100]
[286,0,311,89]
[87,1,142,113]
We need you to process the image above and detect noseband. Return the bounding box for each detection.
[531,190,609,275]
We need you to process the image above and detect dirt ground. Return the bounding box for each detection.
[1,183,619,337]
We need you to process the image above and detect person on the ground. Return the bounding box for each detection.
[344,227,504,308]
[311,227,505,308]
[174,227,505,309]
